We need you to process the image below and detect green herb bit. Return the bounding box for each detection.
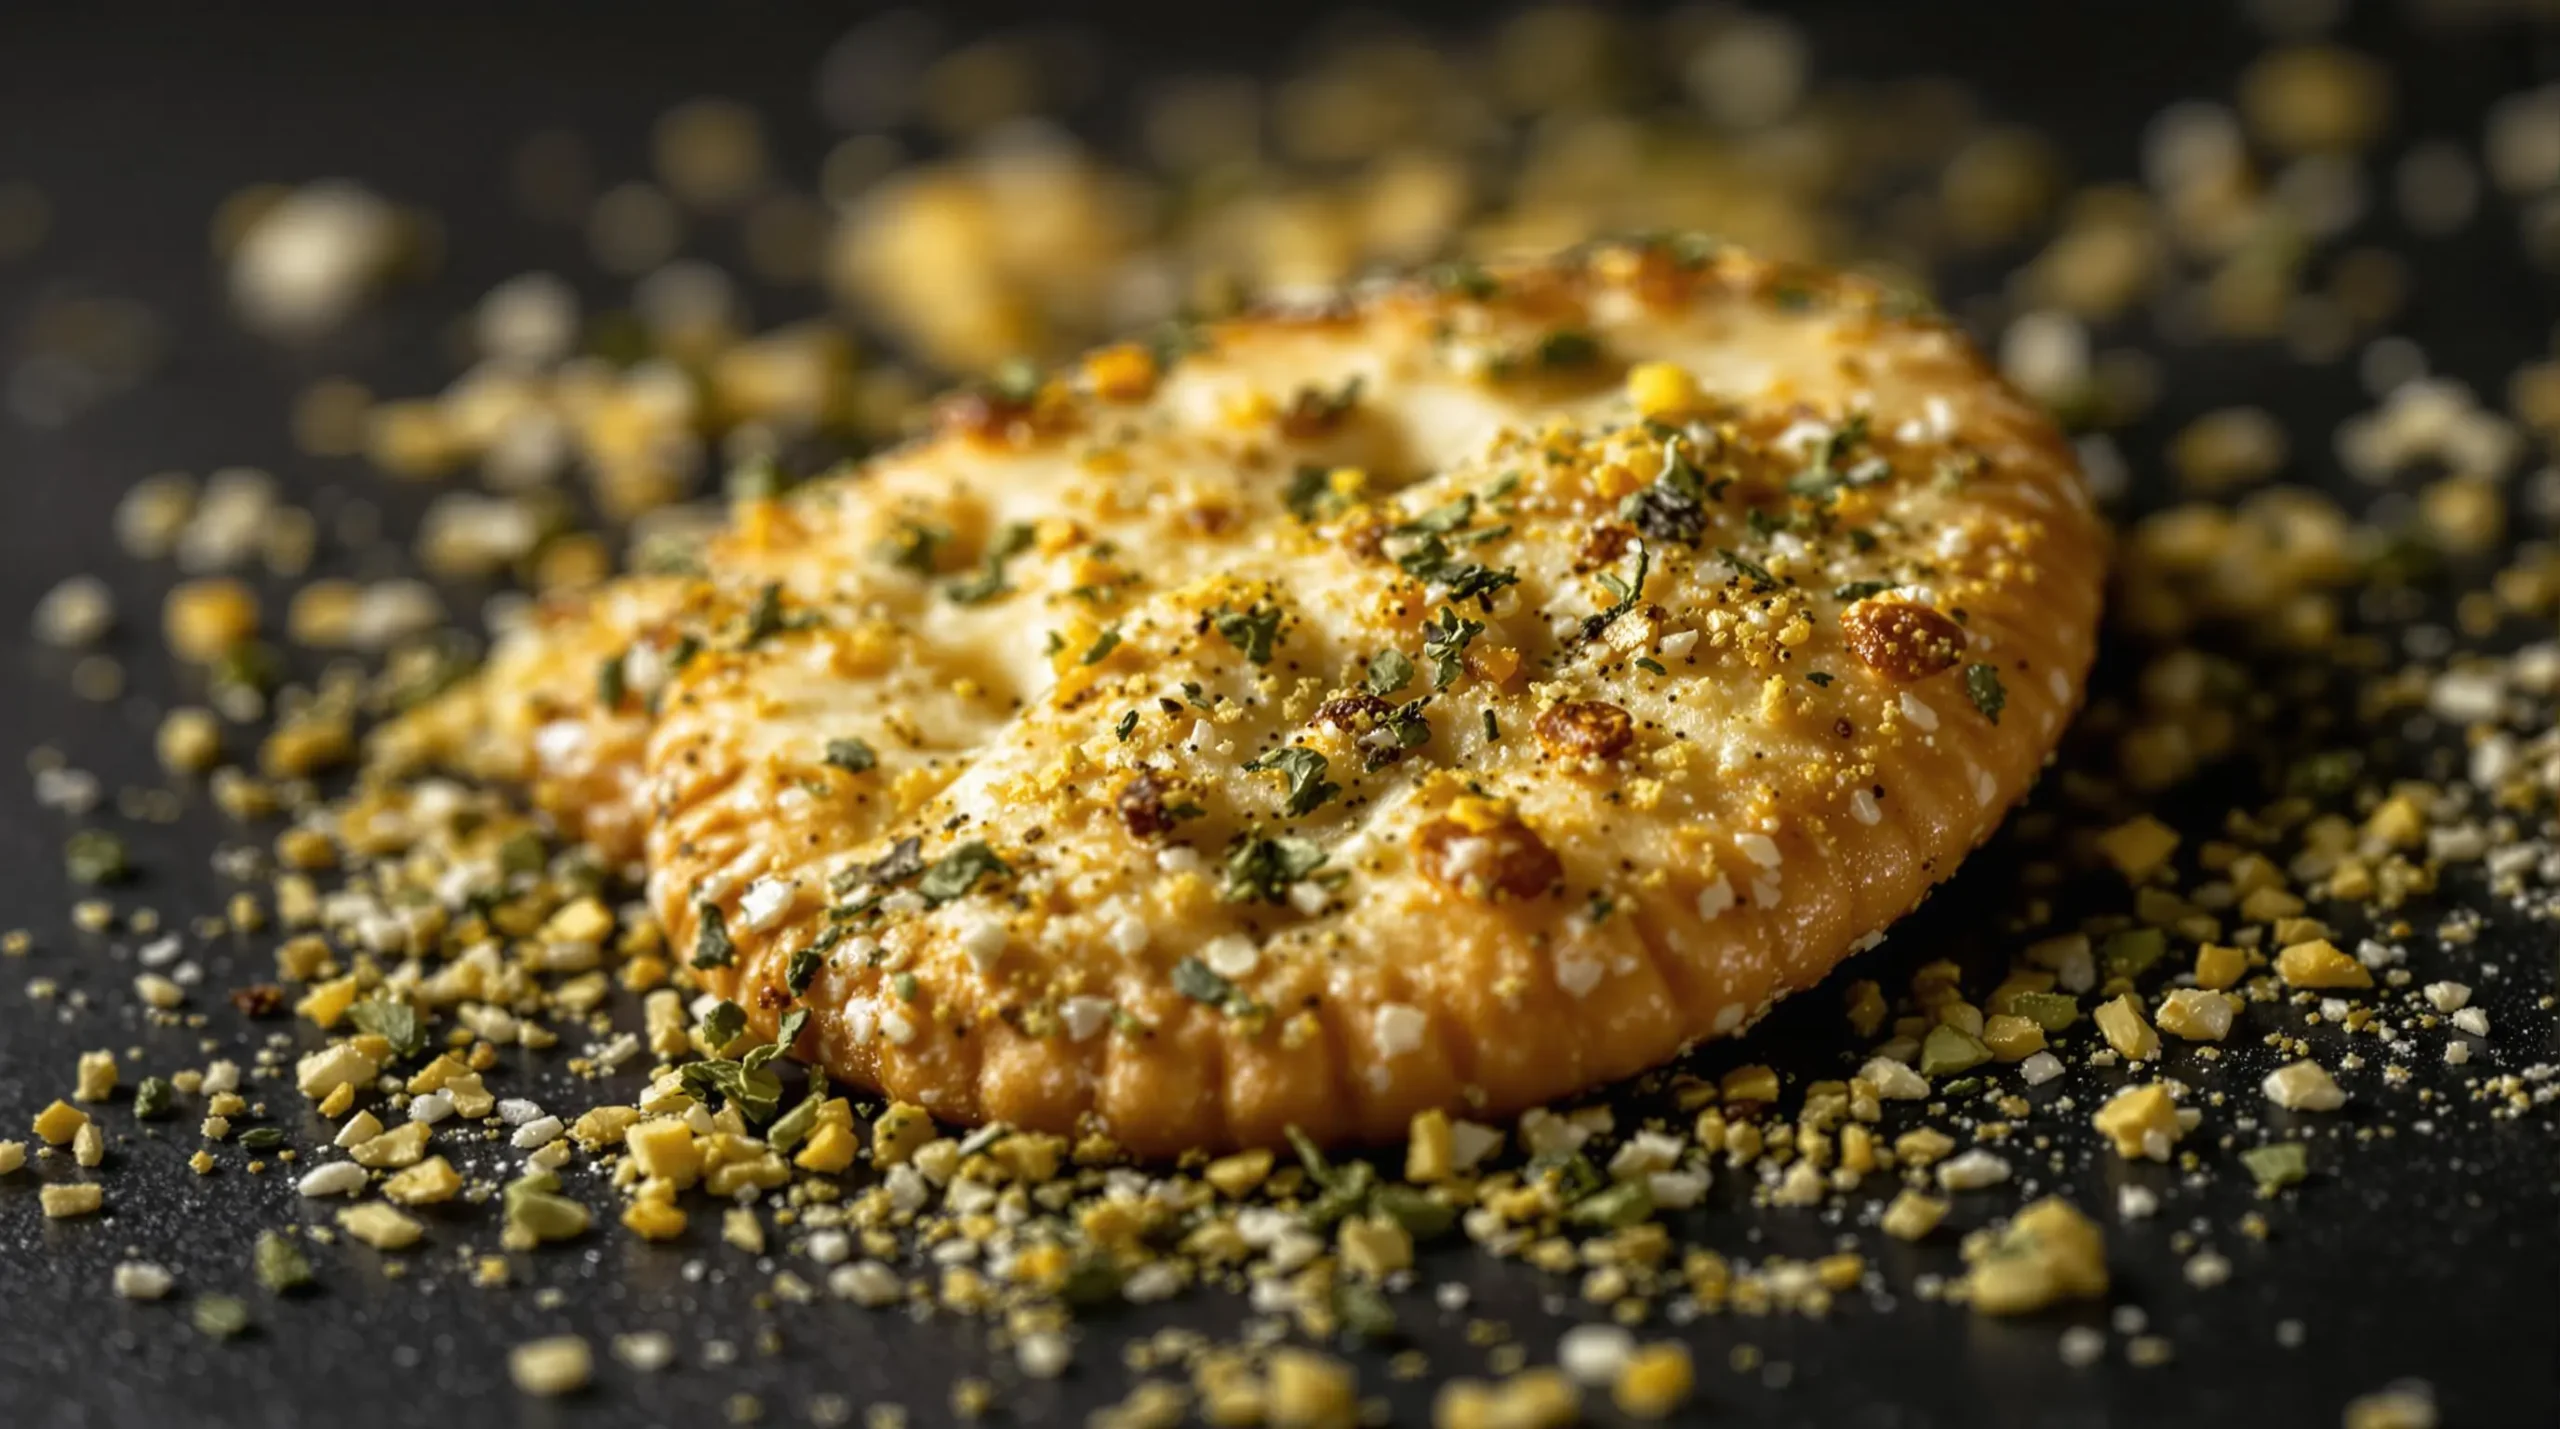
[346,996,427,1060]
[237,1127,286,1150]
[1619,436,1708,546]
[785,947,824,997]
[1246,746,1340,817]
[1333,1281,1400,1341]
[1171,956,1261,1018]
[1568,1181,1655,1230]
[64,828,128,886]
[192,1295,252,1340]
[989,357,1043,405]
[1429,261,1498,300]
[1578,543,1651,645]
[1370,1184,1456,1240]
[725,453,787,503]
[2009,990,2080,1033]
[253,1231,312,1293]
[1221,835,1328,904]
[1918,1024,1992,1078]
[765,1072,832,1155]
[1081,626,1123,666]
[740,583,785,646]
[1717,548,1779,592]
[1395,495,1475,536]
[133,1076,176,1120]
[946,522,1035,604]
[917,841,1009,904]
[691,902,736,969]
[1834,580,1894,601]
[677,1055,783,1124]
[596,652,627,709]
[1535,329,1601,368]
[822,737,878,774]
[1422,607,1485,689]
[1284,464,1348,524]
[878,521,949,575]
[697,1000,748,1051]
[2240,1142,2309,1195]
[1115,709,1141,742]
[1211,603,1284,666]
[1366,649,1415,698]
[2101,927,2166,983]
[1965,663,2006,724]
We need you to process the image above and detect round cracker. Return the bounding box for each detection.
[475,240,2105,1154]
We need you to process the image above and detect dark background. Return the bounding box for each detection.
[0,3,2556,1426]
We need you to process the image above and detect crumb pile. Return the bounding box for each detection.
[6,5,2557,1426]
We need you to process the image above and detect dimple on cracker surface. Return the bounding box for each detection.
[401,239,2106,1154]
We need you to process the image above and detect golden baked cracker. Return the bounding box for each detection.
[452,240,2105,1153]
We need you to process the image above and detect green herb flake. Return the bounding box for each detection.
[2102,927,2167,983]
[2010,990,2080,1033]
[750,945,810,1006]
[1334,1281,1400,1341]
[1536,329,1601,369]
[1919,1024,1992,1078]
[1222,836,1329,904]
[1717,548,1779,592]
[697,1000,748,1050]
[742,582,787,645]
[2241,1142,2310,1194]
[1422,607,1485,689]
[1365,648,1415,698]
[691,902,736,969]
[1834,580,1895,601]
[822,737,878,774]
[892,971,921,1002]
[918,841,1010,904]
[946,522,1035,605]
[766,1070,831,1155]
[1246,746,1340,817]
[1081,626,1123,666]
[596,652,627,709]
[1284,464,1348,524]
[1965,663,2006,724]
[1568,1181,1654,1230]
[1115,709,1141,742]
[1578,543,1651,645]
[1395,495,1476,536]
[1172,956,1262,1018]
[134,1076,176,1120]
[253,1231,312,1293]
[677,1055,783,1124]
[878,521,949,575]
[237,1127,286,1150]
[1618,436,1709,546]
[193,1295,252,1340]
[1429,261,1498,300]
[64,828,128,886]
[989,357,1043,404]
[346,996,427,1060]
[1211,604,1284,666]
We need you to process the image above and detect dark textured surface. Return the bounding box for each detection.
[0,4,2556,1426]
